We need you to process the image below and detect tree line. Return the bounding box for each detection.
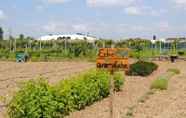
[0,26,185,61]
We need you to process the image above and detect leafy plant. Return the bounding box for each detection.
[8,69,124,118]
[8,78,60,118]
[150,77,168,90]
[167,68,180,75]
[127,61,158,76]
[113,72,124,92]
[178,51,184,56]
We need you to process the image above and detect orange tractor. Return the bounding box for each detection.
[96,48,129,71]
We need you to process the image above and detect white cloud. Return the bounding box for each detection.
[157,22,170,31]
[47,0,70,4]
[172,0,186,9]
[72,24,87,32]
[124,6,163,16]
[124,7,142,15]
[43,22,89,33]
[86,0,137,7]
[0,10,6,20]
[39,0,71,4]
[43,22,72,33]
[173,0,186,4]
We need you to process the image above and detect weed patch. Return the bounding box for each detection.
[151,77,168,90]
[167,68,180,75]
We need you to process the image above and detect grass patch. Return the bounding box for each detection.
[150,77,168,90]
[167,68,180,75]
[125,106,135,117]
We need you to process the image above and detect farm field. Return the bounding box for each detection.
[1,60,186,118]
[67,61,186,118]
[0,61,94,117]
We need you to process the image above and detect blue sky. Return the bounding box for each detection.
[0,0,186,39]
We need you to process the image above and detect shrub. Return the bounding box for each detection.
[53,69,110,114]
[150,77,168,90]
[167,68,180,75]
[113,72,125,92]
[178,51,184,56]
[127,61,158,76]
[8,69,124,118]
[7,79,61,118]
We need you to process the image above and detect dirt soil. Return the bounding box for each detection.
[0,61,94,117]
[1,60,186,118]
[66,61,186,118]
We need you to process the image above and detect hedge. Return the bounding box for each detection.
[127,61,158,76]
[8,69,124,118]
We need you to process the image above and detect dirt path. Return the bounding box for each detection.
[133,62,186,118]
[0,61,94,118]
[67,61,186,118]
[1,61,186,118]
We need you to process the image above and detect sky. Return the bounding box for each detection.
[0,0,186,39]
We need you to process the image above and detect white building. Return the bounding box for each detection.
[37,33,97,43]
[150,37,186,43]
[150,38,166,44]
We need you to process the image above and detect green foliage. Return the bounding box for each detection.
[8,79,60,118]
[0,27,3,40]
[1,35,186,61]
[53,69,110,114]
[8,69,124,118]
[127,61,158,76]
[113,72,125,92]
[178,51,184,56]
[150,77,168,90]
[167,68,180,75]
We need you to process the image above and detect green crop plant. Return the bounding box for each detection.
[150,76,168,90]
[7,78,60,118]
[167,68,180,75]
[113,72,125,92]
[127,61,158,76]
[8,69,124,118]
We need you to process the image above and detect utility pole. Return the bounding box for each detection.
[103,40,105,48]
[8,28,12,52]
[65,38,67,51]
[159,40,162,54]
[108,65,115,118]
[39,40,42,51]
[14,37,16,52]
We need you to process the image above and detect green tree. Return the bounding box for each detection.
[0,27,3,40]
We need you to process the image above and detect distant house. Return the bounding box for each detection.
[150,37,186,43]
[166,37,186,43]
[37,33,97,43]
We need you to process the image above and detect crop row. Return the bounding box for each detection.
[8,69,124,118]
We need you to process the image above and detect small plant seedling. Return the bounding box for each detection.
[138,95,149,103]
[126,110,133,117]
[167,68,180,75]
[151,78,168,90]
[146,90,155,95]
